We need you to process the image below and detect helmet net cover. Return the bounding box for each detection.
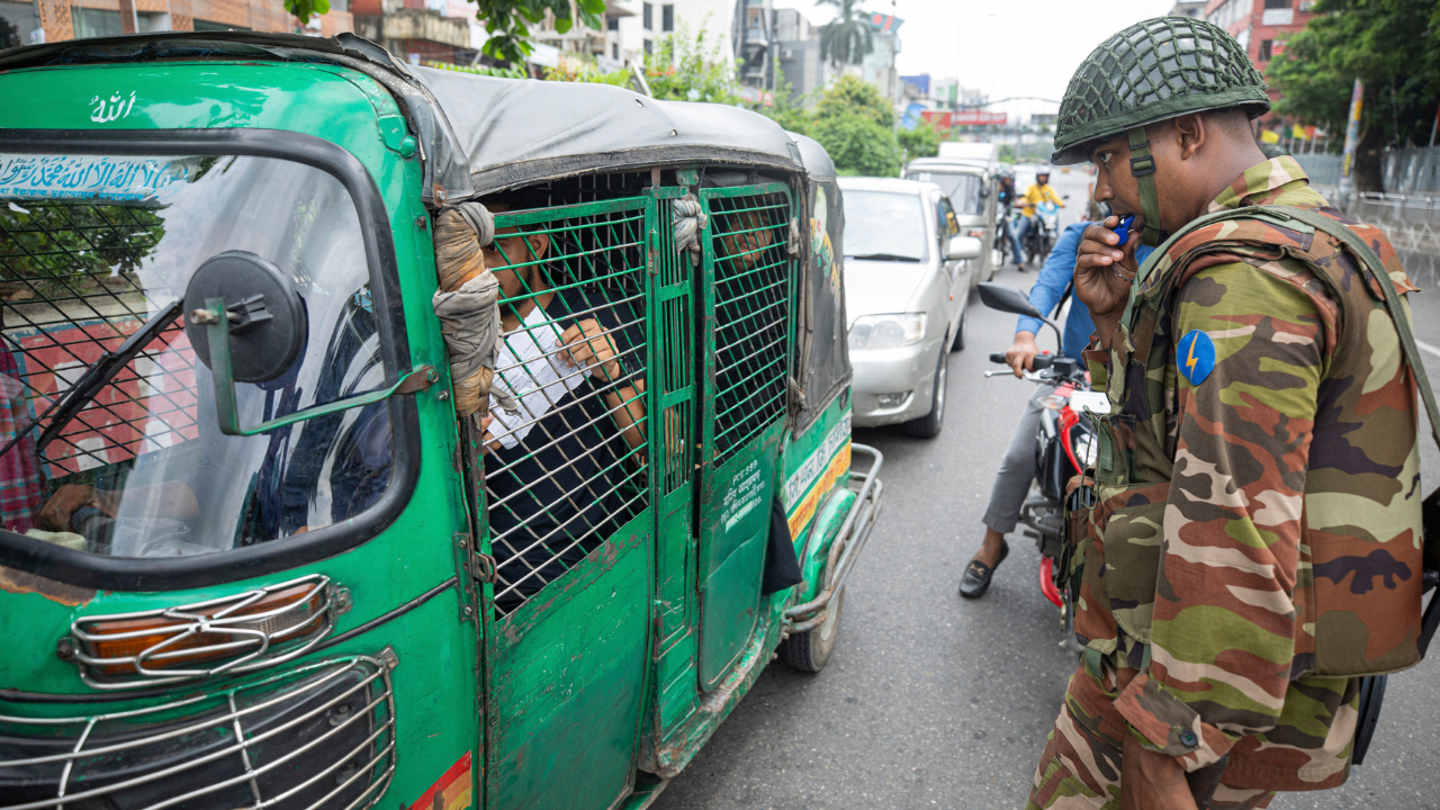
[1051,16,1270,165]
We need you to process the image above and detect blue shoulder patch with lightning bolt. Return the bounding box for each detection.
[1178,330,1216,386]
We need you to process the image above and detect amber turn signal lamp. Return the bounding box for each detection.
[75,583,327,677]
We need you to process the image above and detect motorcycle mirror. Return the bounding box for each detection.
[947,236,983,261]
[184,251,308,383]
[978,282,1043,318]
[1062,194,1071,200]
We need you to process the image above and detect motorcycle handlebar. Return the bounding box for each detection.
[988,352,1054,370]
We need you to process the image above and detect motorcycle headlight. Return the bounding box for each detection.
[849,313,927,351]
[1072,432,1099,467]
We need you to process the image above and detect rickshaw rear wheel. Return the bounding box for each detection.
[780,585,846,673]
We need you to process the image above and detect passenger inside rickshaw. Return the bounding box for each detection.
[435,188,649,615]
[0,155,395,555]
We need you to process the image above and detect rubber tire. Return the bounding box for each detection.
[904,346,948,438]
[779,586,846,673]
[950,304,968,353]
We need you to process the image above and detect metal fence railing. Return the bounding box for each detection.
[1383,147,1440,194]
[1347,192,1440,288]
[1291,147,1440,195]
[1292,153,1343,188]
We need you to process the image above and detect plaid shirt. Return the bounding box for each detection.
[0,344,43,533]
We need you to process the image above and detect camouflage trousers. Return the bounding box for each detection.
[1025,663,1276,810]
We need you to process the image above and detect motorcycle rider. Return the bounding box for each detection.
[1027,16,1424,810]
[1009,169,1065,271]
[995,169,1018,264]
[959,220,1152,599]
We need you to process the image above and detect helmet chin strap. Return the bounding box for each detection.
[1127,127,1171,248]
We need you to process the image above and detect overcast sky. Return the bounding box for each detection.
[775,0,1176,119]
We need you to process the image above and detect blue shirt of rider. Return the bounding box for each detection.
[1014,221,1154,361]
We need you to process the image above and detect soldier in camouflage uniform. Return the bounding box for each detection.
[1027,17,1426,810]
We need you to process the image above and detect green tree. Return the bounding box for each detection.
[644,25,743,105]
[809,76,901,176]
[750,65,816,136]
[1267,0,1440,191]
[1,203,164,299]
[817,0,874,69]
[0,16,18,50]
[814,74,893,127]
[810,115,901,176]
[897,118,942,160]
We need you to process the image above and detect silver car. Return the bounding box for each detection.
[839,177,983,438]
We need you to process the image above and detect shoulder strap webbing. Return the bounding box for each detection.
[1127,128,1168,249]
[1267,205,1440,454]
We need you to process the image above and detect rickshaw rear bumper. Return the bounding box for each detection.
[784,443,884,630]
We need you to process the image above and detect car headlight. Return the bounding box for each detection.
[849,313,927,351]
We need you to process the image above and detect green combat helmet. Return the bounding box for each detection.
[1051,17,1270,247]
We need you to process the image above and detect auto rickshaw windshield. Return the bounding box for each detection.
[0,152,395,558]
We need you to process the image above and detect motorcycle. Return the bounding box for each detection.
[978,282,1105,649]
[1023,200,1061,266]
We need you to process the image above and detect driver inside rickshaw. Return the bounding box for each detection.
[449,191,647,614]
[11,169,393,554]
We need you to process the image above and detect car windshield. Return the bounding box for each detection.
[841,190,928,262]
[0,153,393,559]
[904,170,983,215]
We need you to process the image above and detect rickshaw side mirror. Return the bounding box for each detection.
[978,282,1042,318]
[978,185,989,199]
[184,251,308,385]
[184,251,435,436]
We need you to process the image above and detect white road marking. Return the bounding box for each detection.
[1416,338,1440,358]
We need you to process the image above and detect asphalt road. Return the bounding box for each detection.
[654,171,1440,810]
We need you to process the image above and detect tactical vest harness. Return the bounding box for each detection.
[1071,204,1439,689]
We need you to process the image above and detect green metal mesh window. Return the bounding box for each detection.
[705,187,792,468]
[0,200,190,476]
[481,197,651,614]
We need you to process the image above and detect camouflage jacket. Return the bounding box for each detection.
[1075,157,1424,789]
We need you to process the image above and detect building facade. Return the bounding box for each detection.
[1168,0,1205,18]
[1203,0,1316,123]
[773,7,827,103]
[12,0,351,46]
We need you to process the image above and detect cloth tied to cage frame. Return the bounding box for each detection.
[431,202,516,419]
[672,194,707,267]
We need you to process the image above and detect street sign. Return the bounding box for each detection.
[922,111,1007,127]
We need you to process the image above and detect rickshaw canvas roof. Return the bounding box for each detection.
[787,132,836,183]
[412,67,804,194]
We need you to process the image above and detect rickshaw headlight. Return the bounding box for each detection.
[849,313,927,351]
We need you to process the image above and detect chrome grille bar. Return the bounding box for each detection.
[68,574,336,689]
[0,654,396,810]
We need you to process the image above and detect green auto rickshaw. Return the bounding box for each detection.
[0,32,882,810]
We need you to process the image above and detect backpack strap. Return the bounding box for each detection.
[1124,203,1440,454]
[1265,206,1440,455]
[1122,202,1440,655]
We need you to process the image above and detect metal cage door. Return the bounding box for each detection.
[694,183,795,690]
